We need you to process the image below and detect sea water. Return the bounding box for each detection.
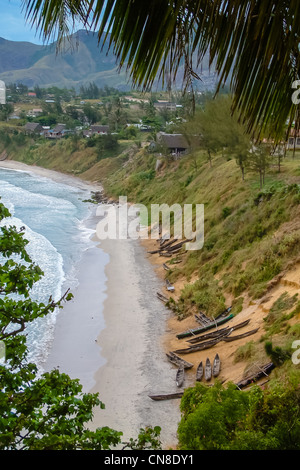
[0,167,98,367]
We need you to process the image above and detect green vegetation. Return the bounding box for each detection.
[178,378,300,450]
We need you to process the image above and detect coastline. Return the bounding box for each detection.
[0,160,181,448]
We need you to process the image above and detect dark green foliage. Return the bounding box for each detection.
[264,342,291,366]
[178,380,300,450]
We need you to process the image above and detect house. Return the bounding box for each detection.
[44,123,67,139]
[24,122,43,134]
[287,128,300,150]
[28,92,36,98]
[90,125,110,135]
[154,101,177,112]
[27,108,43,117]
[157,132,190,155]
[124,95,149,104]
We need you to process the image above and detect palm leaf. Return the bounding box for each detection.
[22,0,300,140]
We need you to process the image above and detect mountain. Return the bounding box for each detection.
[0,30,218,91]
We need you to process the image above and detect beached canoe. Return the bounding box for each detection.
[174,328,233,355]
[149,392,184,401]
[195,312,212,326]
[187,326,230,344]
[174,336,223,355]
[235,362,275,390]
[176,313,234,339]
[223,328,259,342]
[157,292,169,303]
[166,352,194,370]
[205,358,212,381]
[213,354,221,377]
[196,362,203,382]
[176,367,185,387]
[187,319,251,345]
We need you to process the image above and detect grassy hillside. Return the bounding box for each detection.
[94,146,300,314]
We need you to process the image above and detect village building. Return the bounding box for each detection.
[157,132,190,156]
[287,128,300,150]
[24,122,43,134]
[27,108,43,117]
[90,125,110,135]
[154,101,177,112]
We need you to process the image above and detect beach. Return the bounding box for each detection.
[0,160,181,448]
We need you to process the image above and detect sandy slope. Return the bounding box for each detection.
[141,237,300,391]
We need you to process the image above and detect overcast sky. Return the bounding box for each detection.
[0,1,85,44]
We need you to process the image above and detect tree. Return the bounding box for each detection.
[178,380,300,450]
[0,104,14,121]
[83,103,101,124]
[0,201,161,450]
[246,144,272,189]
[108,97,127,132]
[23,1,300,140]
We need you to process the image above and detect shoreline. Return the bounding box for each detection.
[0,160,103,193]
[0,160,181,448]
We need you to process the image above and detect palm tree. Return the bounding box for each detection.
[22,0,300,139]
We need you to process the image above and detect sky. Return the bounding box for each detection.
[0,1,84,44]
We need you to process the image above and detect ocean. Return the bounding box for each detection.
[0,166,101,368]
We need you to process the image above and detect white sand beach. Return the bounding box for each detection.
[0,160,181,448]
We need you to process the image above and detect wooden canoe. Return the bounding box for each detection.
[176,367,185,387]
[187,326,230,344]
[213,354,221,377]
[167,239,192,252]
[196,362,203,382]
[160,238,178,250]
[215,306,232,320]
[187,319,251,345]
[195,312,212,326]
[174,328,233,355]
[223,328,259,342]
[205,358,212,381]
[149,392,184,401]
[157,292,169,303]
[235,363,275,390]
[174,337,223,355]
[176,314,234,339]
[166,352,194,369]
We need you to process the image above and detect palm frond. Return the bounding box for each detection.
[22,0,300,140]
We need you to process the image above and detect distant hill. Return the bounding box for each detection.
[0,30,218,91]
